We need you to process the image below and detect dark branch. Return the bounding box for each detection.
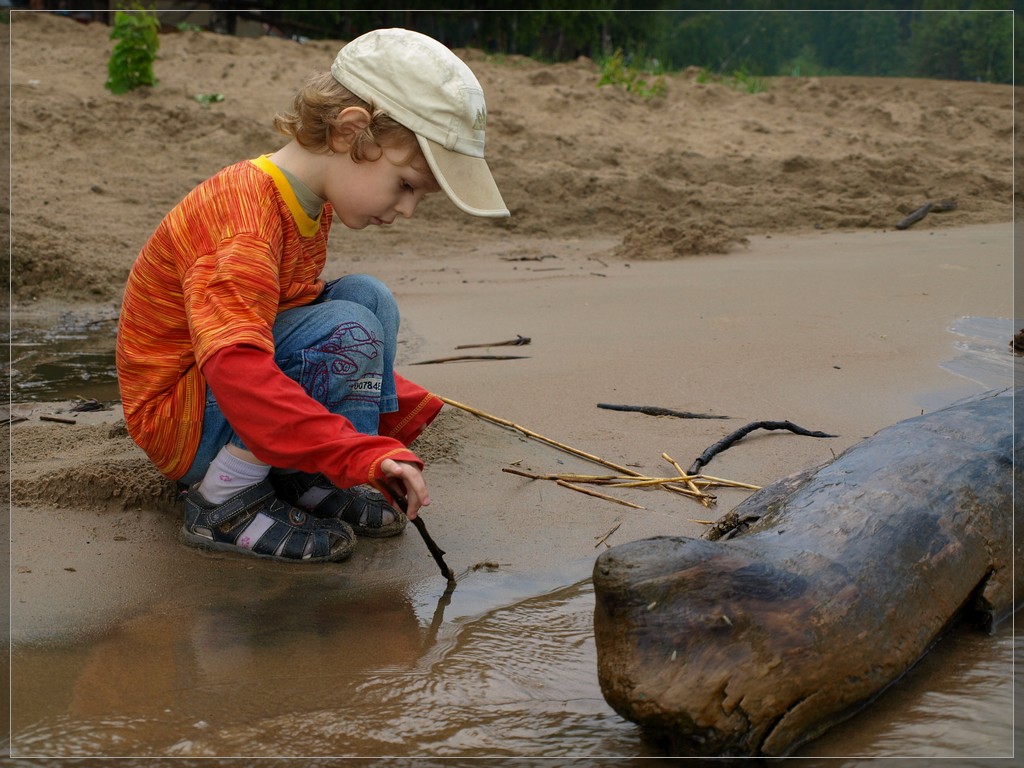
[688,421,837,475]
[597,403,730,420]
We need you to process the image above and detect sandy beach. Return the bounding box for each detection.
[6,10,1018,760]
[10,220,1014,646]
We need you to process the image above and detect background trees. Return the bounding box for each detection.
[248,1,1015,83]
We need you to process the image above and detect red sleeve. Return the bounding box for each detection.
[379,373,444,446]
[201,343,423,491]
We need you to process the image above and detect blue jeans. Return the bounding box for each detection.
[179,274,400,486]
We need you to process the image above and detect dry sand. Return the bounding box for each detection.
[6,12,1017,648]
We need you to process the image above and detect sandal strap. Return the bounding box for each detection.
[205,479,278,526]
[305,479,389,529]
[269,471,405,537]
[337,490,386,528]
[269,470,319,502]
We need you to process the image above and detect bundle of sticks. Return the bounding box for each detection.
[501,458,760,510]
[439,396,762,511]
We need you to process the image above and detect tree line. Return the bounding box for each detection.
[257,1,1015,84]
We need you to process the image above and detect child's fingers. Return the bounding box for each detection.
[380,460,430,519]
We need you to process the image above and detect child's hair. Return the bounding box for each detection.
[273,72,419,163]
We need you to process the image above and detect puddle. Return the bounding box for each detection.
[914,315,1019,413]
[940,316,1020,390]
[11,559,658,759]
[7,311,121,402]
[10,550,1019,761]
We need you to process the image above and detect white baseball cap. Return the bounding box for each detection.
[331,28,510,218]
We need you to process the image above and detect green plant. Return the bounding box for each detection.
[730,67,768,95]
[105,3,160,94]
[597,49,667,100]
[693,67,768,95]
[194,92,225,107]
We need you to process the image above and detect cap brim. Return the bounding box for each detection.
[417,135,509,218]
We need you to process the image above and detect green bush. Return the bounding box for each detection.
[598,49,667,100]
[695,67,769,95]
[105,4,160,94]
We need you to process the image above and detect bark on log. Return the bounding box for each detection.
[592,389,1019,757]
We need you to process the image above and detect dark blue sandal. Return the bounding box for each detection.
[271,471,407,539]
[181,479,356,562]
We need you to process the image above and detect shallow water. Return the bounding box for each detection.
[8,314,1020,760]
[10,558,1019,761]
[11,559,660,759]
[941,315,1019,390]
[6,312,120,403]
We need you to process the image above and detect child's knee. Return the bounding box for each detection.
[323,274,398,320]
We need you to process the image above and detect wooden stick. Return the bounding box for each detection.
[606,477,683,488]
[895,199,957,230]
[555,479,646,509]
[504,467,718,502]
[387,481,456,585]
[39,415,77,425]
[456,335,531,349]
[502,467,613,483]
[894,201,933,230]
[696,474,762,491]
[440,396,643,477]
[663,451,706,501]
[598,403,730,420]
[594,520,623,548]
[412,355,529,365]
[688,420,836,475]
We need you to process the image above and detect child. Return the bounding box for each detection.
[115,28,509,563]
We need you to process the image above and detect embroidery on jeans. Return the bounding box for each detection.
[301,321,385,408]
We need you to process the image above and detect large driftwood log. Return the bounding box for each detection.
[592,389,1019,757]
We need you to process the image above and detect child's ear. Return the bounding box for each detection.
[330,106,372,152]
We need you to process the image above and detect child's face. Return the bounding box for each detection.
[324,145,441,230]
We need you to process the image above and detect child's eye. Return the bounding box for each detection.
[401,180,414,192]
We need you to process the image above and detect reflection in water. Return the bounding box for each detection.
[6,315,121,402]
[798,620,1018,762]
[12,565,651,759]
[13,558,1018,760]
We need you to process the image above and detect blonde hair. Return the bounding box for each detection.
[273,71,419,163]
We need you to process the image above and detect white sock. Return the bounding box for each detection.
[198,447,270,505]
[296,485,333,511]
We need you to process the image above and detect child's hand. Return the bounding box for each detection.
[380,458,430,520]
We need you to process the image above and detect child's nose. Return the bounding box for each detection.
[396,198,418,218]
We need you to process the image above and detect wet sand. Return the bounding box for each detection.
[9,223,1016,759]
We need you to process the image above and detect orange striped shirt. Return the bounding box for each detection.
[116,156,330,480]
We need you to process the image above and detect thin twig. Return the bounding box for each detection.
[895,199,957,230]
[502,467,627,484]
[663,451,709,505]
[688,420,837,474]
[440,396,642,477]
[594,520,623,548]
[694,473,762,490]
[456,335,531,349]
[662,482,718,504]
[598,403,730,420]
[556,479,645,509]
[412,355,529,365]
[40,415,77,425]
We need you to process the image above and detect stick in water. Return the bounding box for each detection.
[387,482,456,586]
